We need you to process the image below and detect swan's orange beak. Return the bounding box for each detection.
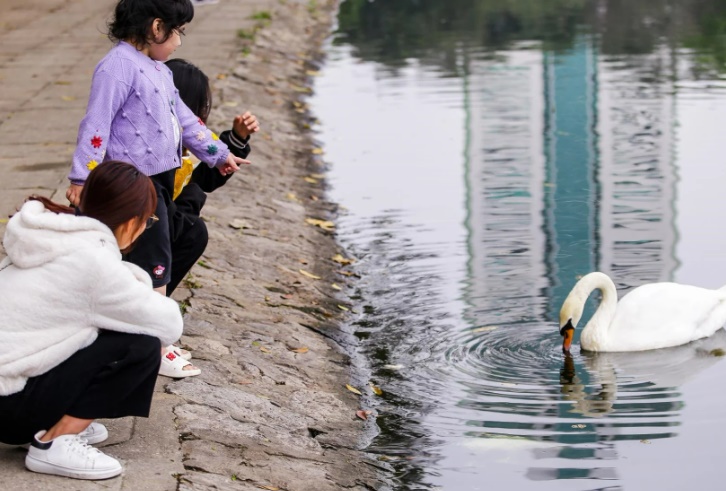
[560,319,574,354]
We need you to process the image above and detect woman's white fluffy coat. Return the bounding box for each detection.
[0,200,183,395]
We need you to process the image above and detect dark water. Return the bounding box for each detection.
[311,1,726,489]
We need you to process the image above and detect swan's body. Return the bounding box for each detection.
[560,272,726,352]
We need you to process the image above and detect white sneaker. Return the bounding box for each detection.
[78,422,109,445]
[25,431,122,480]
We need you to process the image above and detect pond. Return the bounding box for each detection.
[310,1,726,489]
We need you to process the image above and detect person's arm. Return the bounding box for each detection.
[189,129,251,193]
[90,254,183,346]
[69,65,131,185]
[176,94,230,168]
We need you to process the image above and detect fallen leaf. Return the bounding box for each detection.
[237,379,253,385]
[290,84,312,93]
[216,73,227,80]
[223,101,239,107]
[309,173,325,179]
[310,195,319,202]
[346,384,362,395]
[306,70,320,76]
[258,486,279,491]
[299,269,321,280]
[471,326,498,333]
[288,347,309,353]
[304,176,318,184]
[229,219,249,230]
[260,346,271,353]
[356,410,372,420]
[337,305,349,312]
[305,218,335,230]
[264,295,271,302]
[332,254,354,265]
[251,341,261,347]
[369,383,383,396]
[312,148,324,155]
[286,192,300,202]
[382,364,404,370]
[61,95,75,101]
[337,270,360,278]
[331,283,342,291]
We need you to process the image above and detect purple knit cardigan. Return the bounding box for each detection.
[69,42,229,184]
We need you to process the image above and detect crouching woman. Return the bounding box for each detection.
[0,161,182,480]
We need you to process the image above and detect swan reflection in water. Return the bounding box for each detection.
[560,328,726,418]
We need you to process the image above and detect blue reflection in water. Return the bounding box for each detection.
[311,3,726,489]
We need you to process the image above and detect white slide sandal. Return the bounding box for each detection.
[168,344,192,361]
[159,350,201,378]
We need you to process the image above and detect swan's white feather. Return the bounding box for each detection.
[565,273,726,352]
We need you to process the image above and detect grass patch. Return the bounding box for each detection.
[250,10,272,21]
[237,28,255,40]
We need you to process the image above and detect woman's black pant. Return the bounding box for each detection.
[0,331,161,445]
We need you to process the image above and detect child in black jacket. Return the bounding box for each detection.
[165,58,260,295]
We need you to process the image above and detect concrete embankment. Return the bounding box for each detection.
[0,0,385,489]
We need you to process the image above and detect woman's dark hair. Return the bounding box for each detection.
[166,58,211,122]
[28,161,157,235]
[108,0,194,46]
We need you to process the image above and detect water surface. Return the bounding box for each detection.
[311,1,726,489]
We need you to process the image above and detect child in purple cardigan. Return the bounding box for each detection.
[66,0,249,377]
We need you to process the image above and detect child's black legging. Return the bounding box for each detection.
[0,331,161,445]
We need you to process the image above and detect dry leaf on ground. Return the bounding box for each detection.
[305,218,335,230]
[299,269,321,280]
[346,384,362,395]
[332,254,354,265]
[288,347,309,353]
[356,410,373,421]
[369,383,383,396]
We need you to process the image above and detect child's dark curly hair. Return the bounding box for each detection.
[108,0,194,46]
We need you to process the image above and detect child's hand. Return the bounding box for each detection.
[66,184,84,207]
[233,112,260,139]
[217,154,251,176]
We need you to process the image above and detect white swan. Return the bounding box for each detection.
[559,272,726,352]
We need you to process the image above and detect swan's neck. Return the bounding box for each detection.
[577,273,618,350]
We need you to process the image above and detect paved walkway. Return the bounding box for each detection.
[0,1,383,490]
[0,0,268,220]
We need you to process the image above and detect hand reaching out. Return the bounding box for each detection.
[217,153,250,176]
[232,111,260,139]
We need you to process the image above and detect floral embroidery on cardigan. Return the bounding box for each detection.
[87,160,99,171]
[207,144,218,156]
[197,118,205,127]
[91,135,103,148]
[195,131,205,141]
[211,132,219,141]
